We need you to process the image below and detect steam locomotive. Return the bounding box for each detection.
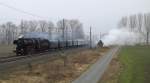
[97,40,104,47]
[13,38,87,56]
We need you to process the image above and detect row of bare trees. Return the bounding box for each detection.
[118,13,150,44]
[0,19,85,44]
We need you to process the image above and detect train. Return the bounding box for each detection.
[13,37,88,56]
[97,40,104,47]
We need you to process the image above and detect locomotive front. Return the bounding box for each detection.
[13,38,29,56]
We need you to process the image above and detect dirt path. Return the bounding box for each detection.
[72,47,120,83]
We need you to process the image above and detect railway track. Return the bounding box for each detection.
[0,50,55,63]
[0,47,88,76]
[0,47,87,64]
[0,56,26,63]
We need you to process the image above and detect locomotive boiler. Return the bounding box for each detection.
[13,38,50,56]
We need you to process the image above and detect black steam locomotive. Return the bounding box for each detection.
[97,40,104,47]
[13,38,87,56]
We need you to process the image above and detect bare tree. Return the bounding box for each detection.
[1,22,17,44]
[47,21,54,39]
[39,20,48,32]
[129,15,137,31]
[47,21,54,32]
[119,13,150,45]
[0,24,6,44]
[118,16,128,28]
[57,19,84,40]
[20,20,28,34]
[75,23,84,39]
[0,19,85,44]
[69,20,84,39]
[137,14,143,32]
[69,20,78,40]
[144,14,150,44]
[28,20,38,32]
[57,19,67,40]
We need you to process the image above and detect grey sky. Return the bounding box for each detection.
[0,0,150,34]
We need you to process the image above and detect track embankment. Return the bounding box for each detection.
[0,47,110,83]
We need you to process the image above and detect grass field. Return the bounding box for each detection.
[119,46,150,83]
[0,45,15,57]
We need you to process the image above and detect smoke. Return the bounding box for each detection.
[102,28,142,46]
[19,32,61,41]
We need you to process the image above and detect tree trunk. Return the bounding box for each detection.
[146,32,149,45]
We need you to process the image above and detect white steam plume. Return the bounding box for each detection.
[102,28,142,46]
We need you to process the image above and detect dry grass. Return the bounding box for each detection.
[0,47,109,83]
[0,44,15,57]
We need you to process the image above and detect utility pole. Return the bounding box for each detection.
[62,19,65,41]
[100,32,101,40]
[90,27,92,48]
[72,28,74,43]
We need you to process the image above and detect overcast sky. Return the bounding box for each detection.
[0,0,150,35]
